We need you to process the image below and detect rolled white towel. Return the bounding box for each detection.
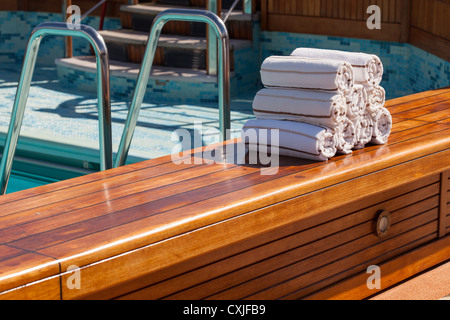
[366,86,386,115]
[371,107,392,145]
[346,84,367,120]
[242,119,337,161]
[336,117,356,155]
[252,88,347,128]
[291,47,383,90]
[260,55,354,95]
[352,111,374,149]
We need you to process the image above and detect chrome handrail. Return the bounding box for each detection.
[114,9,230,168]
[222,0,241,23]
[0,22,113,195]
[80,0,108,22]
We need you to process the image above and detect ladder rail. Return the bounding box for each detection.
[114,8,230,168]
[0,22,113,195]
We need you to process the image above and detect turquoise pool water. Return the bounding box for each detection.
[0,65,254,193]
[1,10,449,194]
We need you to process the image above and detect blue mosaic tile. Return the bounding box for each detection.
[0,11,121,66]
[260,31,450,99]
[7,11,447,103]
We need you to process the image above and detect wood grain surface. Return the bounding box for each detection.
[0,87,449,299]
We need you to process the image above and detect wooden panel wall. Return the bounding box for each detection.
[261,0,450,61]
[410,0,450,61]
[0,0,129,18]
[261,0,406,41]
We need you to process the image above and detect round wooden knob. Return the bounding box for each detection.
[376,210,391,237]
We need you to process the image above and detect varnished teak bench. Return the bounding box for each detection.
[1,88,449,300]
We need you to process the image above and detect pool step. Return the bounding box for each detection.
[120,2,255,22]
[119,2,258,40]
[98,29,251,68]
[55,55,220,82]
[99,29,252,49]
[55,55,234,103]
[55,1,261,104]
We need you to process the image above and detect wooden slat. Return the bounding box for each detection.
[116,180,440,299]
[260,0,268,29]
[439,171,449,238]
[0,276,61,300]
[241,220,438,300]
[390,100,450,120]
[91,174,440,299]
[7,0,128,18]
[400,0,411,42]
[387,87,450,108]
[159,201,440,299]
[56,146,450,299]
[387,93,450,115]
[261,0,449,53]
[0,246,60,295]
[266,14,402,41]
[1,89,450,299]
[304,235,450,300]
[0,162,237,244]
[409,26,450,61]
[282,234,437,299]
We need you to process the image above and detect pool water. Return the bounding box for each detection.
[1,10,449,194]
[8,171,57,194]
[0,65,254,193]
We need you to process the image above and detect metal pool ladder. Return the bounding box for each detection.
[114,8,230,167]
[0,22,113,195]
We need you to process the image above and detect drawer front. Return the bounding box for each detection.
[115,173,441,300]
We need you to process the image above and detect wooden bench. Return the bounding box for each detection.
[1,88,449,300]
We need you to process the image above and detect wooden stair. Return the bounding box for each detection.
[112,0,256,69]
[56,0,260,102]
[98,28,252,69]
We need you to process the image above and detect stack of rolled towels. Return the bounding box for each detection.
[242,47,392,161]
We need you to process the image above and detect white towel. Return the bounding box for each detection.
[336,117,356,155]
[346,84,367,120]
[352,111,374,149]
[260,55,354,95]
[291,47,383,90]
[252,88,347,128]
[371,107,392,145]
[242,119,337,161]
[366,85,386,115]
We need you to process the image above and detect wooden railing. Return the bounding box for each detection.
[260,0,450,61]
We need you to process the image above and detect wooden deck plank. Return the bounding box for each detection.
[0,88,449,299]
[0,158,165,213]
[415,108,450,122]
[3,114,447,248]
[21,125,450,269]
[50,145,450,298]
[0,161,237,244]
[0,245,60,294]
[391,100,450,119]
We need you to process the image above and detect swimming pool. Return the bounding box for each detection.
[0,64,253,193]
[0,10,449,194]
